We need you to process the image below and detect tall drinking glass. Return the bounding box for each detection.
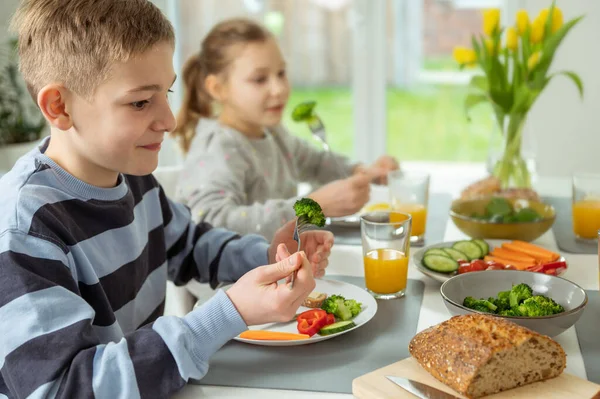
[572,173,600,240]
[388,171,430,246]
[361,211,412,299]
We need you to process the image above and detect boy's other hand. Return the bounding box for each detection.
[270,223,334,278]
[308,173,371,217]
[226,251,316,326]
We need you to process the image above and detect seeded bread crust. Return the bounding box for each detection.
[302,292,327,308]
[409,314,566,398]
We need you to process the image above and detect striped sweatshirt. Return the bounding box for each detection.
[0,140,269,398]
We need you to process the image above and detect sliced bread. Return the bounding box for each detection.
[302,292,327,308]
[409,314,566,398]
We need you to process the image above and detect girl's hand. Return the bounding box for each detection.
[368,155,400,185]
[308,173,371,217]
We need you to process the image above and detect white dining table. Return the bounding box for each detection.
[173,173,598,399]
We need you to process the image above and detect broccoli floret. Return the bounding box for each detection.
[320,294,353,321]
[344,299,362,317]
[509,283,533,308]
[499,308,520,317]
[291,101,317,122]
[495,291,511,312]
[463,296,498,313]
[294,198,326,227]
[517,295,565,317]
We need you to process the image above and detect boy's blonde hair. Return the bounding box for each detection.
[10,0,175,99]
[172,18,272,153]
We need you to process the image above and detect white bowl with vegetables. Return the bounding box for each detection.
[412,239,568,283]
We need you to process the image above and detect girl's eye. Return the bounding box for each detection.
[278,70,286,78]
[254,76,267,84]
[131,100,149,110]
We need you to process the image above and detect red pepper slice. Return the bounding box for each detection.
[297,309,328,336]
[539,261,567,272]
[325,313,335,326]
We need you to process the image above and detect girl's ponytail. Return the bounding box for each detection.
[173,54,213,153]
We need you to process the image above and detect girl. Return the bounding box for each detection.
[173,18,399,240]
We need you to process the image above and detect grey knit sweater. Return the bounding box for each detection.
[176,119,356,240]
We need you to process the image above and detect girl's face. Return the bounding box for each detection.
[217,38,290,136]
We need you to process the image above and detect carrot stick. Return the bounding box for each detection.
[490,248,538,264]
[512,240,561,260]
[484,256,534,270]
[239,330,310,341]
[502,241,560,263]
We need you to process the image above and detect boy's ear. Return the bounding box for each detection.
[204,74,225,102]
[37,84,73,131]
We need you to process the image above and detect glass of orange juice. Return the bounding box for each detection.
[572,173,600,240]
[360,211,412,299]
[388,171,430,246]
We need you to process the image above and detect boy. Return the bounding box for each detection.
[0,0,333,397]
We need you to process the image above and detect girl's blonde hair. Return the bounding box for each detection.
[173,18,272,153]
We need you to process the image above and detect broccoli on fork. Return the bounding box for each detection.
[294,198,326,228]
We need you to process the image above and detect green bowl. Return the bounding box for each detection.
[449,197,556,242]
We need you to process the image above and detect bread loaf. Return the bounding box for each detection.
[409,314,566,398]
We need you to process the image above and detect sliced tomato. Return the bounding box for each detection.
[458,264,472,274]
[469,260,486,271]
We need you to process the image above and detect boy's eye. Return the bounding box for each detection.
[131,100,149,110]
[278,70,286,78]
[254,76,267,84]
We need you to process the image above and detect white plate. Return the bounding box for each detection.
[234,279,378,347]
[412,239,567,283]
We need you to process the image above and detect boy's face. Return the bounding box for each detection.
[219,38,290,132]
[65,41,176,179]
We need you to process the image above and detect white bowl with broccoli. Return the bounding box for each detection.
[440,270,587,337]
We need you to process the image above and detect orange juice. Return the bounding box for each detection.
[572,200,600,239]
[391,203,427,236]
[363,248,408,294]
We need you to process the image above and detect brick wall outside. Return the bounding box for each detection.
[423,0,484,57]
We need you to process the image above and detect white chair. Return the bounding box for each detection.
[153,164,199,317]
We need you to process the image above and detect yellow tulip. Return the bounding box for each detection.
[515,10,530,36]
[483,9,501,36]
[484,39,499,55]
[453,47,477,66]
[530,16,545,44]
[535,7,563,36]
[506,27,518,51]
[527,51,541,70]
[550,7,564,33]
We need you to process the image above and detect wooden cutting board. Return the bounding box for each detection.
[352,357,600,398]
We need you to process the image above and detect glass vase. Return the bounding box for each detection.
[486,114,536,189]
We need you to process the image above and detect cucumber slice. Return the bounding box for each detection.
[472,239,490,256]
[442,248,469,261]
[422,254,459,273]
[424,248,450,258]
[318,320,356,336]
[452,241,483,260]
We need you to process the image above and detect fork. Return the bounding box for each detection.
[290,217,310,289]
[306,115,349,179]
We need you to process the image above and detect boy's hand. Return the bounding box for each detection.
[308,173,371,217]
[226,251,316,325]
[270,223,334,278]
